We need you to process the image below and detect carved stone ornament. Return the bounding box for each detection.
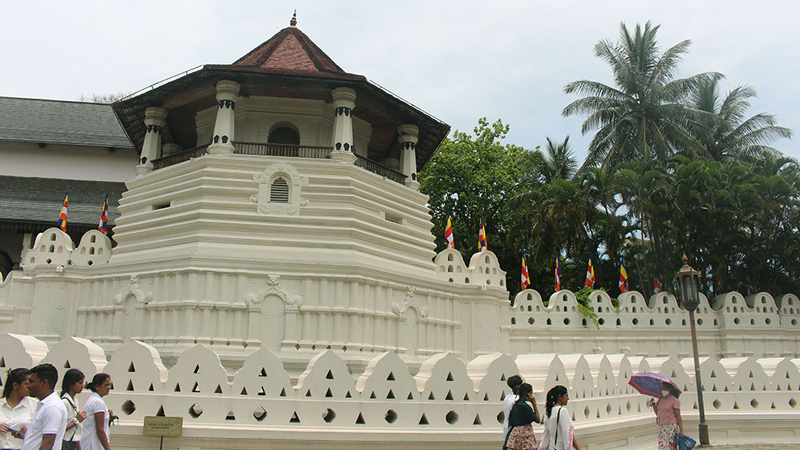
[392,286,428,319]
[245,274,303,307]
[113,275,153,305]
[250,163,309,215]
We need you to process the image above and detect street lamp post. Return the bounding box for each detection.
[675,254,710,445]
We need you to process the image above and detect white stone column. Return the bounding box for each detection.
[207,80,241,156]
[330,87,357,163]
[398,124,420,189]
[135,107,167,175]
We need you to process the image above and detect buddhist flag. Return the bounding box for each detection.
[653,267,664,293]
[444,216,455,249]
[57,190,69,232]
[521,256,531,291]
[619,257,630,293]
[98,194,109,235]
[477,217,488,252]
[584,257,596,288]
[554,257,562,292]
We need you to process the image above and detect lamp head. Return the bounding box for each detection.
[675,254,701,312]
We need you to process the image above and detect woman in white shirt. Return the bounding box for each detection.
[538,385,582,450]
[0,368,38,450]
[79,374,112,450]
[60,369,87,450]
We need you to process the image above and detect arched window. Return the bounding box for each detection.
[268,123,300,145]
[270,177,290,203]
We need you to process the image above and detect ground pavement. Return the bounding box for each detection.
[703,445,800,449]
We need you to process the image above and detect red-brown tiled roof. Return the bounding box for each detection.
[233,27,345,75]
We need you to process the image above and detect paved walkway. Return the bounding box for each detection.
[705,445,800,449]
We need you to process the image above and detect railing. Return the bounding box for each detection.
[355,154,407,184]
[152,144,209,169]
[233,142,332,159]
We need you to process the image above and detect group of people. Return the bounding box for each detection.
[502,376,684,450]
[0,364,113,450]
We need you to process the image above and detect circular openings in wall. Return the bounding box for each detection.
[734,318,741,325]
[253,407,267,421]
[446,411,459,425]
[713,399,721,409]
[697,318,704,326]
[385,410,397,424]
[789,398,797,408]
[792,319,798,326]
[583,406,590,418]
[121,400,135,415]
[626,401,631,412]
[632,318,639,325]
[665,318,672,326]
[750,399,759,409]
[598,318,605,325]
[528,317,535,325]
[323,408,336,423]
[564,318,571,325]
[496,412,505,424]
[766,318,772,325]
[189,404,203,418]
[606,404,612,415]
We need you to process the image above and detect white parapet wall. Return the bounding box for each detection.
[2,333,799,450]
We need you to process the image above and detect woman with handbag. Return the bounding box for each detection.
[0,368,37,450]
[80,374,112,450]
[60,369,87,450]
[504,383,541,450]
[649,382,684,450]
[538,385,581,450]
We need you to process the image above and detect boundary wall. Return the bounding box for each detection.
[2,333,799,450]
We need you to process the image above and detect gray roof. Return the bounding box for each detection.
[0,176,125,230]
[0,97,134,149]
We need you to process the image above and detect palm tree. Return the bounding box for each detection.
[539,136,578,182]
[689,79,792,164]
[563,21,721,172]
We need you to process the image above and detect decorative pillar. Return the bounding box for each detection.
[161,143,183,157]
[135,107,167,175]
[207,80,241,156]
[330,87,357,163]
[398,124,420,189]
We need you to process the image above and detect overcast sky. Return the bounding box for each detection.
[3,1,798,163]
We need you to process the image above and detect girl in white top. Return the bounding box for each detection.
[80,374,112,450]
[538,385,581,450]
[0,368,38,450]
[60,369,87,450]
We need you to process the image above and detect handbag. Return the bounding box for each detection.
[675,433,696,450]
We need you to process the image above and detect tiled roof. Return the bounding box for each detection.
[0,176,125,228]
[0,97,133,149]
[233,27,345,75]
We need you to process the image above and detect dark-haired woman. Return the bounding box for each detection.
[650,382,684,450]
[538,385,581,450]
[504,383,540,450]
[0,368,37,450]
[61,369,87,450]
[80,374,112,450]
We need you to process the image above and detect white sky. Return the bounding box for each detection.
[3,1,798,162]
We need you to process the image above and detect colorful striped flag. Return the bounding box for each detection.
[554,257,562,292]
[653,267,664,293]
[584,257,596,288]
[619,257,630,293]
[521,256,531,291]
[477,217,488,252]
[444,216,455,249]
[98,193,109,235]
[57,190,69,232]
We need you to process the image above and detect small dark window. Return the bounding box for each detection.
[268,127,300,145]
[270,178,289,203]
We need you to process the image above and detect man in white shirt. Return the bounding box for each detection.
[21,364,67,450]
[502,374,523,438]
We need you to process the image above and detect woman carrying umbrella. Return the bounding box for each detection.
[650,382,684,450]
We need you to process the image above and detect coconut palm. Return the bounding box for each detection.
[539,136,578,183]
[689,79,792,164]
[563,21,721,172]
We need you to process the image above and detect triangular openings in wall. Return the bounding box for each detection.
[174,383,181,392]
[407,392,414,400]
[326,388,333,398]
[290,412,301,423]
[306,389,312,397]
[355,413,366,425]
[738,385,743,391]
[473,414,482,425]
[463,393,470,401]
[64,361,71,369]
[670,371,676,378]
[258,386,266,396]
[724,386,729,392]
[148,383,154,392]
[369,391,376,399]
[128,362,136,373]
[240,387,248,396]
[226,410,236,420]
[346,391,352,398]
[733,402,739,409]
[280,388,287,397]
[771,402,776,409]
[126,380,134,391]
[500,374,506,382]
[446,372,454,381]
[418,414,429,425]
[637,404,641,412]
[387,372,395,381]
[581,375,585,381]
[555,375,560,382]
[214,385,223,394]
[192,382,200,393]
[0,357,5,367]
[156,406,165,417]
[499,392,505,401]
[484,393,490,402]
[386,390,395,399]
[692,402,698,409]
[259,368,268,377]
[788,373,792,379]
[748,371,754,378]
[326,370,334,380]
[596,411,600,418]
[710,371,716,378]
[194,365,200,374]
[750,382,756,391]
[712,385,717,391]
[618,406,622,415]
[445,390,454,401]
[428,392,435,400]
[777,385,782,391]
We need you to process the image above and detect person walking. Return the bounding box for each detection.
[503,375,524,438]
[60,370,86,450]
[20,364,67,450]
[650,382,684,450]
[538,385,581,450]
[504,383,541,450]
[0,368,37,450]
[80,374,112,450]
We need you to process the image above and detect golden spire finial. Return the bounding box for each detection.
[290,10,297,27]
